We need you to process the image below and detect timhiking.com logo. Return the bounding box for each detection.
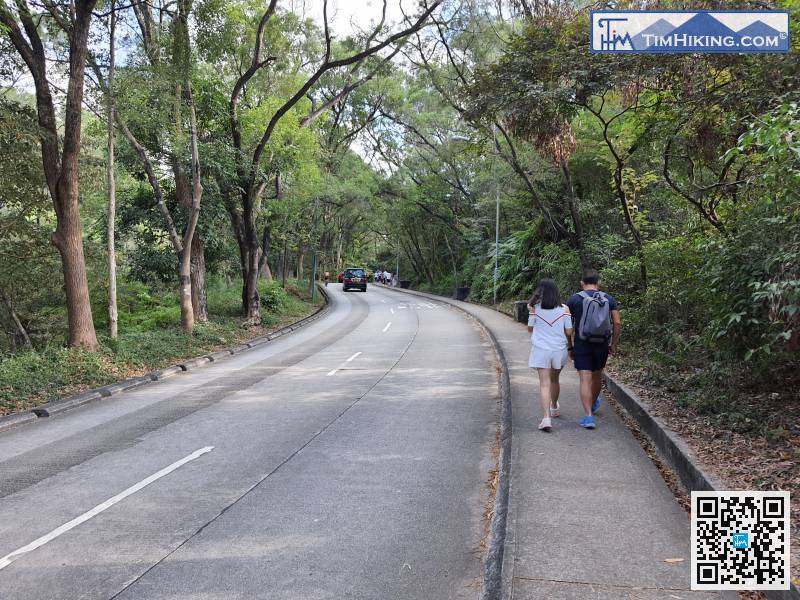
[590,11,790,54]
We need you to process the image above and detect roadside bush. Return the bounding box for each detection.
[599,254,642,308]
[259,280,288,313]
[0,347,117,410]
[701,207,799,364]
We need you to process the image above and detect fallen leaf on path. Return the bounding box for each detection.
[664,558,685,563]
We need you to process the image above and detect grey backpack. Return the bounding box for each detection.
[577,291,612,343]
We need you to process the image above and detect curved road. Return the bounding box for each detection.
[0,285,499,600]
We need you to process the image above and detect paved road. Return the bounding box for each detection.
[384,289,724,600]
[0,285,499,600]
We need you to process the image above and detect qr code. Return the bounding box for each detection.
[691,491,790,590]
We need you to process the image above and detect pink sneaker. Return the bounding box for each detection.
[538,417,552,432]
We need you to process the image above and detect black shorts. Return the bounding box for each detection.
[572,341,609,372]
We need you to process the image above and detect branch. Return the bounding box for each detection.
[248,0,442,193]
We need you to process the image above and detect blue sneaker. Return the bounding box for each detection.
[580,416,596,429]
[592,393,604,414]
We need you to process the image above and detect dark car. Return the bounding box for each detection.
[342,268,367,292]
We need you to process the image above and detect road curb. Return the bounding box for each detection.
[604,375,722,492]
[0,285,331,431]
[605,375,800,600]
[0,410,38,433]
[381,286,512,600]
[384,287,800,599]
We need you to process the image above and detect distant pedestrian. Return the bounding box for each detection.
[527,279,573,432]
[566,269,621,430]
[384,271,392,286]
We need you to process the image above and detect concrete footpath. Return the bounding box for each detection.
[384,287,722,600]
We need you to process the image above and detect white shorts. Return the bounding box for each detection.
[528,346,569,369]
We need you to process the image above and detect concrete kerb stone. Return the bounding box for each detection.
[0,411,38,433]
[206,349,234,362]
[605,375,800,600]
[32,390,104,417]
[1,285,333,433]
[97,376,152,397]
[382,286,512,600]
[604,375,722,493]
[177,357,212,371]
[148,366,183,381]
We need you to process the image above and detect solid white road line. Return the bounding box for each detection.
[346,352,362,362]
[0,446,215,571]
[382,322,392,333]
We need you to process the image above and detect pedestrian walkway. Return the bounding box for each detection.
[386,288,723,600]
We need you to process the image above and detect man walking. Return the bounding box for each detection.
[566,269,621,429]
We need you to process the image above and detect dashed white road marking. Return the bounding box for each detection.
[346,352,362,362]
[398,305,407,310]
[0,446,215,571]
[327,369,339,376]
[390,308,395,314]
[382,322,392,333]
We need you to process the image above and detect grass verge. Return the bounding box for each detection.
[0,279,324,416]
[608,342,800,587]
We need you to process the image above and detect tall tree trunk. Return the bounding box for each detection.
[0,288,32,350]
[174,161,208,323]
[260,260,273,280]
[241,194,262,324]
[560,158,587,270]
[179,252,194,332]
[106,5,118,339]
[190,233,208,322]
[53,196,98,348]
[612,163,647,289]
[174,0,203,332]
[258,224,272,280]
[1,0,100,349]
[281,238,288,289]
[297,245,306,282]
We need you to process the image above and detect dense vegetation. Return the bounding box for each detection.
[0,1,797,446]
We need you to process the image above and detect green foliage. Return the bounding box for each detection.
[0,278,319,413]
[259,280,287,312]
[0,347,117,412]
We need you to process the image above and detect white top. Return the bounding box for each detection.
[528,304,573,351]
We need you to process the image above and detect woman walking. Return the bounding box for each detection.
[527,279,573,431]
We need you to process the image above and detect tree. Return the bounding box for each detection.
[89,0,206,332]
[226,0,443,323]
[0,0,100,349]
[106,2,119,339]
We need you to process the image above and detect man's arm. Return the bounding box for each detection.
[610,309,621,355]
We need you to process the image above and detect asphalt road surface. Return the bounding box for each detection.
[0,285,499,600]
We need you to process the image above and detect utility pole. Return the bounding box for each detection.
[310,198,320,302]
[494,182,499,306]
[493,125,500,306]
